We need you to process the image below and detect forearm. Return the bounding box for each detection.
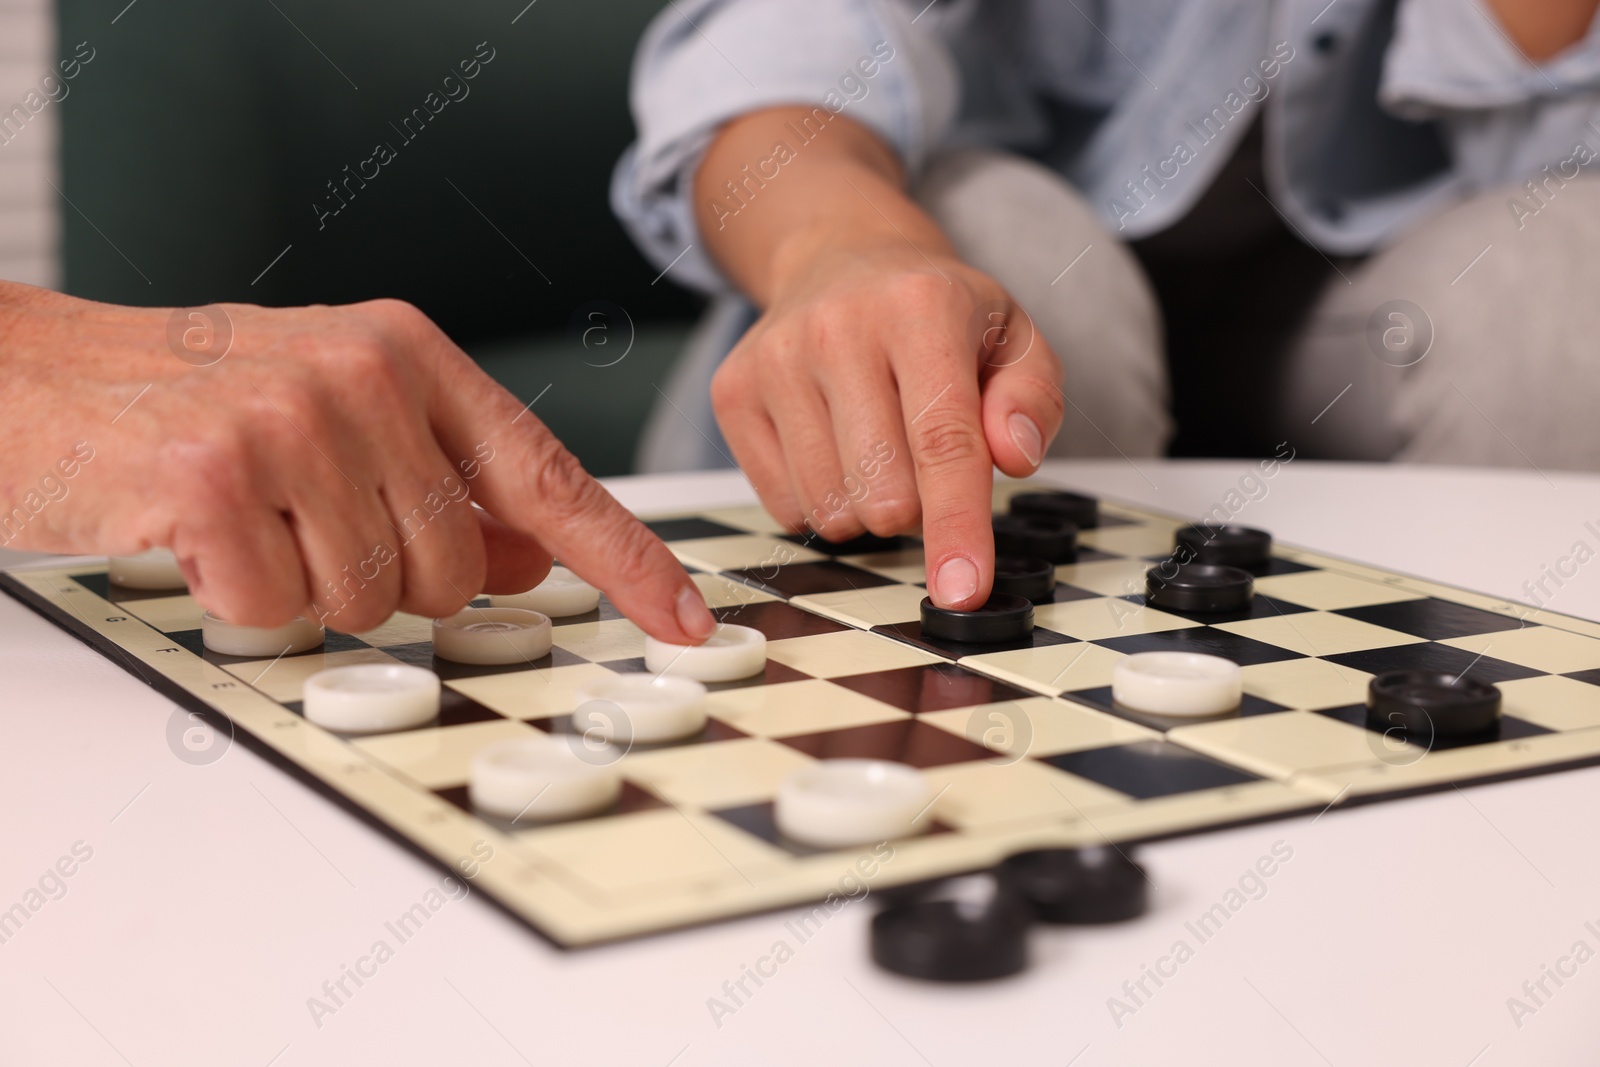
[693,106,953,305]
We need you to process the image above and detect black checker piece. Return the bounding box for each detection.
[1043,740,1260,799]
[1095,628,1304,666]
[1335,599,1528,641]
[1324,643,1542,685]
[873,620,1076,660]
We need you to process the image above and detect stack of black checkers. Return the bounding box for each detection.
[997,490,1089,564]
[1147,523,1274,614]
[871,845,1149,981]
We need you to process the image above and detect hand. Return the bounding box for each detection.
[711,238,1064,610]
[0,284,716,642]
[694,107,1064,611]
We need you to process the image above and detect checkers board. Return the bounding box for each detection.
[8,480,1600,947]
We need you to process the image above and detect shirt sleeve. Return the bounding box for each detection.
[1381,0,1600,116]
[609,0,960,293]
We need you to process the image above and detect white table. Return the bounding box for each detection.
[3,460,1599,1066]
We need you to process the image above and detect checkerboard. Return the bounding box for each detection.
[9,480,1600,946]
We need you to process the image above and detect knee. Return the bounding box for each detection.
[914,148,1155,318]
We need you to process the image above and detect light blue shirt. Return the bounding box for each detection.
[612,0,1600,293]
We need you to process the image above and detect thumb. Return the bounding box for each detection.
[977,303,1066,476]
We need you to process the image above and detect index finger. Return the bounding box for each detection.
[426,343,716,645]
[898,349,996,612]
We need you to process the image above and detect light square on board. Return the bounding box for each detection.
[1239,657,1372,710]
[445,661,620,721]
[1251,570,1425,611]
[517,808,787,896]
[791,584,929,628]
[222,647,400,703]
[704,679,910,739]
[1051,557,1157,597]
[959,640,1123,695]
[1441,626,1600,675]
[118,593,205,633]
[920,696,1157,759]
[349,718,544,789]
[1171,710,1398,779]
[920,759,1127,830]
[699,504,790,535]
[690,571,780,609]
[1033,598,1199,642]
[765,628,943,678]
[351,611,436,648]
[549,618,646,664]
[1215,612,1425,658]
[620,737,816,809]
[667,534,826,572]
[1077,523,1179,558]
[1499,675,1600,732]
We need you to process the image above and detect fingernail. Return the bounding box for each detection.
[934,556,979,606]
[676,584,717,641]
[1009,412,1042,467]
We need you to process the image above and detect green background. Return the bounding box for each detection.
[59,0,699,475]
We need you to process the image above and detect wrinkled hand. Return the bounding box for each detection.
[0,285,715,642]
[711,240,1064,610]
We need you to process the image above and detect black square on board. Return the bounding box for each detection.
[711,599,850,640]
[725,560,899,598]
[1323,643,1542,685]
[437,690,507,726]
[1335,599,1528,641]
[1117,593,1313,625]
[1095,628,1305,666]
[1314,704,1552,750]
[783,530,912,556]
[71,571,175,603]
[832,662,1033,714]
[645,517,748,541]
[1043,741,1260,799]
[780,719,993,768]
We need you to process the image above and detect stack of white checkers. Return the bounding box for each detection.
[129,551,951,843]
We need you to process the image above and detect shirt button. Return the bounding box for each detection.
[1313,31,1338,54]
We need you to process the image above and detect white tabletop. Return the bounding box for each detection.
[4,459,1599,1066]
